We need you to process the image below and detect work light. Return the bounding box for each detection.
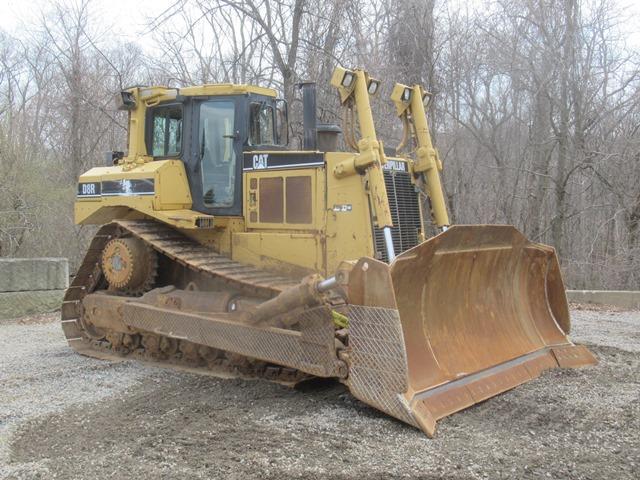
[367,78,380,95]
[341,71,355,88]
[116,90,136,110]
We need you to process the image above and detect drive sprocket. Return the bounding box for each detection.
[101,236,157,295]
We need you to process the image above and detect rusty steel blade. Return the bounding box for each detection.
[345,225,597,437]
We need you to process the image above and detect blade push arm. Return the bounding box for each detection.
[391,83,450,230]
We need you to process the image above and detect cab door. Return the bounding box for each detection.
[188,97,243,216]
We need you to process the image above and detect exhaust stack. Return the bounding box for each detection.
[298,82,317,150]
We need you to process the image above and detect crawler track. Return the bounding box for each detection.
[60,220,308,383]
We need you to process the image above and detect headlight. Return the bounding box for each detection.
[342,71,355,88]
[367,79,380,95]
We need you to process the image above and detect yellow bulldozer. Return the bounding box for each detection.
[62,67,596,437]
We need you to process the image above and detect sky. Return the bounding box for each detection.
[0,0,639,50]
[0,0,171,46]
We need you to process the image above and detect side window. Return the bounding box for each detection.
[249,103,275,145]
[151,105,182,157]
[200,101,236,208]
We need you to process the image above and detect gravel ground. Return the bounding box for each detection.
[0,308,638,479]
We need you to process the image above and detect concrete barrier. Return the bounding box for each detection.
[0,258,69,319]
[566,290,640,310]
[0,258,69,292]
[0,290,65,319]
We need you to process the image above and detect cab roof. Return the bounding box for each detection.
[180,84,277,97]
[128,84,277,100]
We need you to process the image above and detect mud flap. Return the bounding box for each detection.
[345,225,597,437]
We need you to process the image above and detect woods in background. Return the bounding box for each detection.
[0,0,638,289]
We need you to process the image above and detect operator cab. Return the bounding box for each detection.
[120,86,287,217]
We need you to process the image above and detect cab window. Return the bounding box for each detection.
[151,105,182,156]
[199,101,236,208]
[249,103,275,145]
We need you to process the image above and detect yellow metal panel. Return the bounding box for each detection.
[325,152,376,271]
[74,205,146,225]
[183,217,245,254]
[239,167,327,274]
[239,155,378,274]
[153,162,192,210]
[232,232,320,276]
[75,160,199,228]
[243,168,323,231]
[127,84,276,102]
[179,84,277,98]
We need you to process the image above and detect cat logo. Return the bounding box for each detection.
[252,154,269,169]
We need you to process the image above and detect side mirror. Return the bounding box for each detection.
[275,98,289,146]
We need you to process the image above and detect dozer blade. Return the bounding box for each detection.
[343,225,597,437]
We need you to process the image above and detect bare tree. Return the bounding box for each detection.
[0,0,638,288]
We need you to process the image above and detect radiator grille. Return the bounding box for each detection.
[373,170,422,262]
